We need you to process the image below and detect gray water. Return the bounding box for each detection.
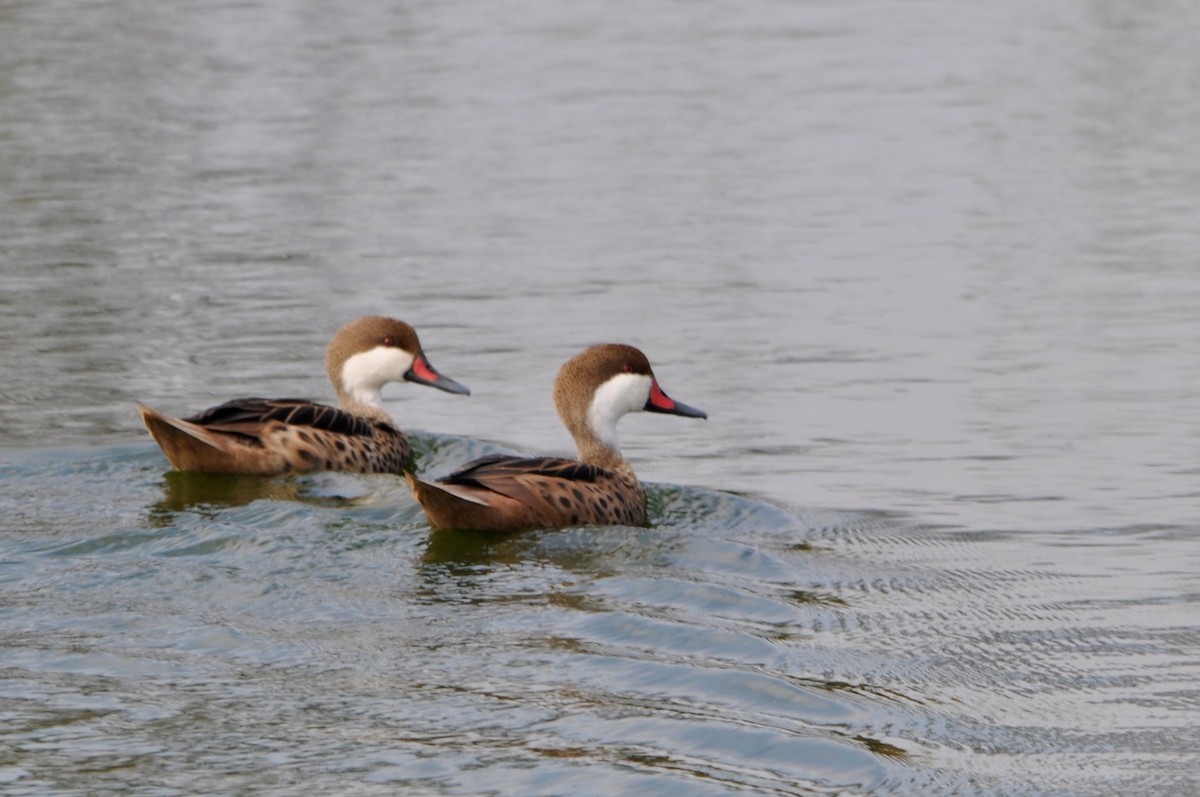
[2,0,1198,794]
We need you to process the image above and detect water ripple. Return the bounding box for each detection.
[2,443,1198,795]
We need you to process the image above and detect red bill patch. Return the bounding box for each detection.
[412,356,438,382]
[648,380,676,410]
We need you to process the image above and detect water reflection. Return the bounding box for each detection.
[150,471,314,514]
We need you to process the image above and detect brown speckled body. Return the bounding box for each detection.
[409,344,705,532]
[137,316,467,475]
[408,455,647,531]
[139,398,411,475]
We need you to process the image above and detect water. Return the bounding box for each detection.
[2,0,1198,794]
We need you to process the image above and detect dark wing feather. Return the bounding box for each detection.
[185,398,380,438]
[440,455,606,488]
[437,455,607,507]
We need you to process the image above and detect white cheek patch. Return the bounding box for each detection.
[587,373,651,451]
[341,347,415,406]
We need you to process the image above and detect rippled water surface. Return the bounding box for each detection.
[2,1,1199,794]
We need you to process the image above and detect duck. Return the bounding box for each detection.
[407,343,706,531]
[137,315,469,475]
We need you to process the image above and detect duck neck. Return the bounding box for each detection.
[334,385,396,426]
[575,433,636,481]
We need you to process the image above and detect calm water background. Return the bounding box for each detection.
[2,0,1198,794]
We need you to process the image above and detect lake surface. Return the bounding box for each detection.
[2,1,1198,794]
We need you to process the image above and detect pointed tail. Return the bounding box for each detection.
[137,403,269,473]
[405,472,494,531]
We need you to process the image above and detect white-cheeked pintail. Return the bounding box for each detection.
[137,315,469,475]
[407,343,706,531]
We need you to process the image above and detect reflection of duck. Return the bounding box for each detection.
[150,470,309,515]
[408,344,706,532]
[137,316,469,475]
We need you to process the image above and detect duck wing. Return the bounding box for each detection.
[438,454,605,504]
[442,454,603,485]
[185,398,382,439]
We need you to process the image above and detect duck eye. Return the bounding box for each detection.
[622,364,634,374]
[383,336,396,347]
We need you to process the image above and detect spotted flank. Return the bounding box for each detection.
[182,397,409,474]
[437,454,645,527]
